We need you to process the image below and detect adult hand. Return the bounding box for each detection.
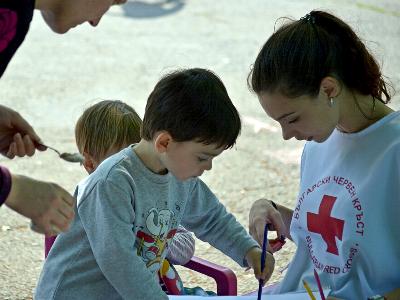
[249,198,289,247]
[245,246,275,283]
[5,174,75,235]
[0,105,46,158]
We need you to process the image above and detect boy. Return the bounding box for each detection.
[44,100,195,291]
[36,69,270,299]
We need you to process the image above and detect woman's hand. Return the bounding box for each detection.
[0,105,45,158]
[249,198,289,247]
[5,174,75,235]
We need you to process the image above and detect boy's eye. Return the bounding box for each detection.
[288,117,299,124]
[197,157,208,162]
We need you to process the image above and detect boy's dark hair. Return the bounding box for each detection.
[249,10,391,103]
[141,68,241,149]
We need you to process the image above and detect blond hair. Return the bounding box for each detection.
[75,100,142,161]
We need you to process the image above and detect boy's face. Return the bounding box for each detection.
[161,141,225,181]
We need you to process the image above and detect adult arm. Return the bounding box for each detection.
[1,165,75,235]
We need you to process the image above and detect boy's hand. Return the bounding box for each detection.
[245,246,275,284]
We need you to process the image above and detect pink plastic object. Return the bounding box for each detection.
[269,237,286,253]
[44,236,56,258]
[184,256,237,295]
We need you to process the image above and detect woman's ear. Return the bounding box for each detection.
[320,76,341,99]
[82,152,96,174]
[154,131,173,154]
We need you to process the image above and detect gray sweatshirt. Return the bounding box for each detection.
[35,146,258,300]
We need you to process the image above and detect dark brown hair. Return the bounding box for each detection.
[141,68,241,149]
[249,10,391,103]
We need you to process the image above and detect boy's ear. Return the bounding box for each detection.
[320,76,341,98]
[82,152,96,174]
[154,131,173,154]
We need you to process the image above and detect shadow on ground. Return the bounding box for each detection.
[122,0,185,19]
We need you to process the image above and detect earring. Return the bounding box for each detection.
[329,97,334,107]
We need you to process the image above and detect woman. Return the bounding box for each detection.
[248,10,400,300]
[0,0,126,235]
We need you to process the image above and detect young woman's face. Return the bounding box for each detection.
[162,141,225,181]
[41,0,126,34]
[258,91,339,143]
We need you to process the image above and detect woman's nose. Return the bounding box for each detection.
[281,126,294,140]
[89,17,102,27]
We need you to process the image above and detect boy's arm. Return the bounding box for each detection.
[166,225,195,265]
[79,178,168,300]
[182,179,259,267]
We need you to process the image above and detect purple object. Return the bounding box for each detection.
[257,223,269,300]
[314,269,326,300]
[45,236,237,295]
[0,165,12,206]
[44,236,57,258]
[184,256,237,295]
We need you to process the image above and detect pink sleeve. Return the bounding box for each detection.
[0,165,12,206]
[166,226,195,265]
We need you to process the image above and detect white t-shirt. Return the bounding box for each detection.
[276,111,400,299]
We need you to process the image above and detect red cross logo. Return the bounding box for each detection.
[307,195,344,255]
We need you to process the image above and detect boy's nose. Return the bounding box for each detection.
[204,160,213,171]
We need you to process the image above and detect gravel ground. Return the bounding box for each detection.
[0,0,399,298]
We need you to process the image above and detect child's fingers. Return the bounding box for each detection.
[253,262,262,280]
[259,253,275,283]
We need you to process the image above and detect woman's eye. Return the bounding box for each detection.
[197,157,208,162]
[288,117,299,124]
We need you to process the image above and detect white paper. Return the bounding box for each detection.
[168,289,330,300]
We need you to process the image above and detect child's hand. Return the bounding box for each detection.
[245,246,275,284]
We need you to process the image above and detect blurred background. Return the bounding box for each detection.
[0,0,399,298]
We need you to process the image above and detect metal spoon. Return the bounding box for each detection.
[38,143,84,164]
